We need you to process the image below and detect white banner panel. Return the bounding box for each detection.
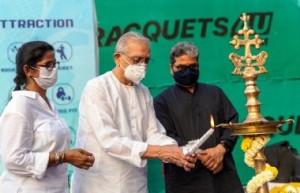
[0,0,98,174]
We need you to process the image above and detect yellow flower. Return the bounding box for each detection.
[285,185,297,193]
[241,137,253,152]
[270,183,300,193]
[264,164,278,177]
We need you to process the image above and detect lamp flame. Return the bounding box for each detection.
[210,115,215,128]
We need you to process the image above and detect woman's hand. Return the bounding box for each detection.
[64,148,95,170]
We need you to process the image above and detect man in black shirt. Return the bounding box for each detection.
[154,41,244,193]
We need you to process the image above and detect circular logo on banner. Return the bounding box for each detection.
[7,42,23,64]
[53,41,72,63]
[52,83,74,105]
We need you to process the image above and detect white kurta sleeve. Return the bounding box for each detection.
[1,112,49,179]
[79,83,148,168]
[145,94,178,146]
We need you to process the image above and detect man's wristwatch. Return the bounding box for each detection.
[219,140,229,153]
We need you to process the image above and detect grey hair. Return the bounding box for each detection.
[114,31,150,54]
[169,41,199,64]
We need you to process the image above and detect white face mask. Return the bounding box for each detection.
[33,67,58,90]
[124,64,147,84]
[120,54,148,84]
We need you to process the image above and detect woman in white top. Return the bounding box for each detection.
[0,41,95,193]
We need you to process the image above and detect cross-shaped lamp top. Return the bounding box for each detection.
[229,13,268,75]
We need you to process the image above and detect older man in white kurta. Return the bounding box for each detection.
[72,71,177,193]
[72,31,196,193]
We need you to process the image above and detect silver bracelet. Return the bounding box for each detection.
[60,152,65,164]
[55,152,60,165]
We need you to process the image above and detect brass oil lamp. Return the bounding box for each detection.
[218,13,292,193]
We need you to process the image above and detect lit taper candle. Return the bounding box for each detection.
[182,115,215,155]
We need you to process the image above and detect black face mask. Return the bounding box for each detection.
[173,67,199,87]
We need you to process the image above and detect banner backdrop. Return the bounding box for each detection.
[0,0,98,175]
[95,0,300,192]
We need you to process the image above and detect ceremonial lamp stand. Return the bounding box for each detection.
[217,13,292,193]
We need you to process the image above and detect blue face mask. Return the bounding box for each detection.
[173,67,199,87]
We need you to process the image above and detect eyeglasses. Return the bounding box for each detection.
[33,60,60,71]
[120,53,153,65]
[172,63,199,71]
